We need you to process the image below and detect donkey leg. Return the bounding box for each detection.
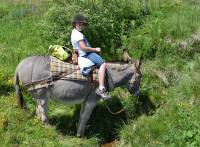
[35,97,49,124]
[77,96,97,137]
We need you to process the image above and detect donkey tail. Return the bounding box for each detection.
[14,70,25,109]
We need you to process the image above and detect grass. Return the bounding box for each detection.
[0,2,50,75]
[0,86,98,146]
[129,0,200,59]
[118,54,200,146]
[0,0,200,146]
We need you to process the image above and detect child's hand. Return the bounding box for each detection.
[95,47,101,52]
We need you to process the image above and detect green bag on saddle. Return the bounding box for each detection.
[49,45,72,61]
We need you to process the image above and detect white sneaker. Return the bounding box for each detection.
[95,88,111,100]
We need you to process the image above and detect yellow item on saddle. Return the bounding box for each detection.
[49,45,71,61]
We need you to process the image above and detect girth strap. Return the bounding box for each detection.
[25,78,53,91]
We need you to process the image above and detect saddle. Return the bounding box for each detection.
[50,56,99,82]
[50,56,114,90]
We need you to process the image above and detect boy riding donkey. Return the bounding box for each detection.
[71,14,111,100]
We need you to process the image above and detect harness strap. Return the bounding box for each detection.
[25,78,53,91]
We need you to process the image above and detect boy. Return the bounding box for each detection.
[71,14,111,100]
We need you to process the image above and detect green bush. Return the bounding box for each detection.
[38,0,145,60]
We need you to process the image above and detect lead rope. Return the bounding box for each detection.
[103,100,125,115]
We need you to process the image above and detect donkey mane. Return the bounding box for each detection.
[107,62,132,72]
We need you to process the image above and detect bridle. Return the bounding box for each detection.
[104,67,141,115]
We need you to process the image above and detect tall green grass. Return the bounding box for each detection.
[117,1,200,145]
[0,0,200,146]
[0,92,99,146]
[119,55,200,146]
[0,3,50,75]
[129,0,200,59]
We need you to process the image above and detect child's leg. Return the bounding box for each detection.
[98,62,106,89]
[85,52,105,88]
[86,53,111,99]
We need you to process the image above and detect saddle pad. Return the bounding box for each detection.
[50,56,98,82]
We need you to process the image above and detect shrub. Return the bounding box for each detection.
[0,7,8,19]
[38,0,145,60]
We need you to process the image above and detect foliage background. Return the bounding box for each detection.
[0,0,200,146]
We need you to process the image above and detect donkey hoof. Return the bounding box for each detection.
[42,118,49,124]
[77,132,84,138]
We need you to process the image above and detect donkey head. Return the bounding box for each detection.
[123,49,143,96]
[128,59,142,96]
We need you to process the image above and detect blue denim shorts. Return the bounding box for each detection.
[84,52,105,68]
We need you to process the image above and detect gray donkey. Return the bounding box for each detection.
[14,52,142,137]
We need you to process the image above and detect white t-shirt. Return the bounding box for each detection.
[71,28,91,57]
[71,28,94,72]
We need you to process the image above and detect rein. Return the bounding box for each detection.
[103,100,125,115]
[102,66,136,115]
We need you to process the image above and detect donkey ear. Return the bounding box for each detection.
[123,49,132,63]
[135,56,143,69]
